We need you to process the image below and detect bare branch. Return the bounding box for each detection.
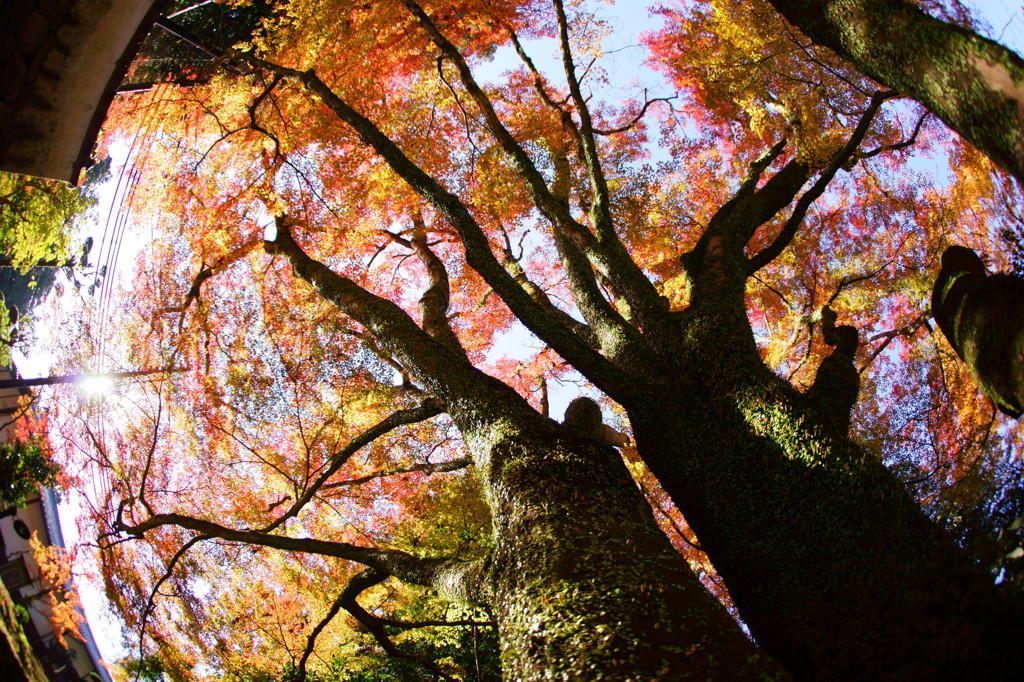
[858,311,931,375]
[851,111,930,166]
[178,239,262,318]
[117,511,486,602]
[825,233,910,307]
[248,75,285,158]
[593,93,677,136]
[748,89,896,274]
[136,535,210,668]
[434,57,481,160]
[293,588,347,682]
[340,569,458,681]
[264,398,444,531]
[410,212,467,357]
[322,456,472,491]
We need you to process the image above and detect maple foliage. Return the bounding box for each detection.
[34,0,1024,679]
[28,531,85,648]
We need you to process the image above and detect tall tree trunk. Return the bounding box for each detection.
[469,417,784,680]
[766,0,1024,184]
[624,301,1024,680]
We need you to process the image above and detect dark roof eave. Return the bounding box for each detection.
[70,0,173,185]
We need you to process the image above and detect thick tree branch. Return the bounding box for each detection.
[553,227,659,368]
[682,155,812,289]
[265,219,547,427]
[552,0,614,242]
[932,245,1024,416]
[339,568,458,681]
[549,0,672,333]
[738,158,815,241]
[767,0,1024,184]
[543,147,647,357]
[499,239,598,347]
[409,212,467,358]
[403,2,668,347]
[243,57,639,403]
[118,512,486,604]
[506,27,583,150]
[400,1,586,234]
[744,137,790,193]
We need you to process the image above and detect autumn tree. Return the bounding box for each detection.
[0,158,111,363]
[0,438,59,509]
[47,0,1024,679]
[0,159,109,272]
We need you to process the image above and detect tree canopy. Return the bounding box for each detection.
[39,0,1024,679]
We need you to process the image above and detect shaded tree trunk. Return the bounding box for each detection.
[464,411,782,679]
[767,0,1024,184]
[631,373,1023,680]
[932,245,1024,417]
[618,210,1024,679]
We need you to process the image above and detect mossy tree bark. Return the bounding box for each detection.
[766,0,1024,184]
[589,159,1024,678]
[932,245,1024,417]
[627,325,1022,680]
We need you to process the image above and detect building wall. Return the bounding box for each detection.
[1,495,109,681]
[0,0,164,183]
[0,367,110,681]
[0,0,77,167]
